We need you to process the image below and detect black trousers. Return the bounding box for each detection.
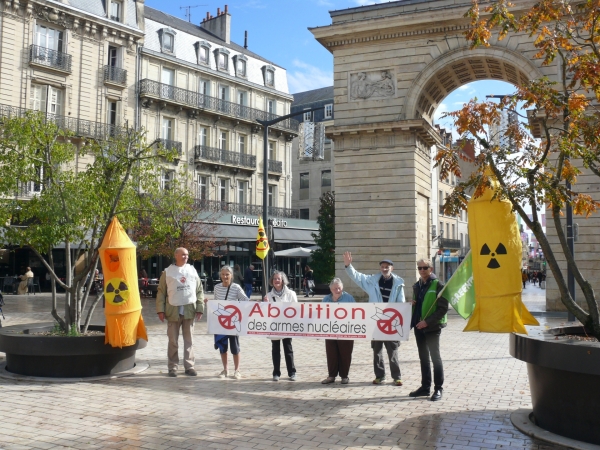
[414,328,444,390]
[272,338,295,377]
[325,339,354,378]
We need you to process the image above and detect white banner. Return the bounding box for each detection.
[207,301,412,341]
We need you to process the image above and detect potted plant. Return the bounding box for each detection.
[0,112,199,377]
[436,0,600,444]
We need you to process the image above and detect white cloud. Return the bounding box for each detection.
[433,103,449,122]
[316,0,334,6]
[287,59,333,94]
[457,85,470,91]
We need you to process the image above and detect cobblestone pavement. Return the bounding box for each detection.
[0,289,567,450]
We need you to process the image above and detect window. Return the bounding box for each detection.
[325,104,333,119]
[460,233,464,248]
[268,141,276,160]
[162,118,173,140]
[321,170,331,187]
[161,68,175,99]
[107,46,118,67]
[214,49,230,71]
[198,78,210,95]
[303,110,312,122]
[238,91,246,106]
[218,85,229,112]
[30,84,63,115]
[195,41,211,65]
[106,100,119,133]
[438,190,444,215]
[265,70,274,86]
[197,175,208,200]
[446,223,450,240]
[262,65,275,87]
[110,0,122,21]
[159,29,176,53]
[300,173,309,190]
[219,179,228,202]
[267,99,275,115]
[452,224,455,239]
[198,127,208,147]
[36,24,63,52]
[268,185,275,207]
[238,181,247,204]
[439,221,443,237]
[219,131,228,150]
[161,170,174,191]
[300,209,309,220]
[238,135,246,154]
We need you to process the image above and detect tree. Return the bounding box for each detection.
[0,112,207,333]
[436,0,600,337]
[310,191,335,283]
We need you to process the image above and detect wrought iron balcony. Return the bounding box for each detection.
[29,45,72,73]
[194,199,300,219]
[139,79,299,134]
[268,159,282,173]
[157,138,182,155]
[439,238,461,250]
[104,65,127,86]
[0,103,124,140]
[194,145,256,169]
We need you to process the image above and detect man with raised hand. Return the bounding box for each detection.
[343,251,405,386]
[156,247,204,377]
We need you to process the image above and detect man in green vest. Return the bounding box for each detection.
[409,258,448,401]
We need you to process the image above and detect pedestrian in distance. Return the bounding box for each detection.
[321,278,355,385]
[263,271,298,381]
[156,247,204,377]
[243,264,254,298]
[521,270,528,289]
[303,265,315,297]
[343,251,405,386]
[210,265,249,379]
[410,258,448,401]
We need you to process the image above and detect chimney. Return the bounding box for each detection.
[201,4,230,44]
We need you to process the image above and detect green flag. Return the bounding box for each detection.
[438,251,475,319]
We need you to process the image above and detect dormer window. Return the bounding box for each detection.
[214,48,230,73]
[194,41,211,66]
[109,0,122,21]
[233,54,248,78]
[159,28,176,54]
[262,65,275,87]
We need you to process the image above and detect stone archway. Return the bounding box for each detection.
[310,0,561,302]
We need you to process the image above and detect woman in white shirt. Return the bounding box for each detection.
[212,265,249,379]
[263,271,298,381]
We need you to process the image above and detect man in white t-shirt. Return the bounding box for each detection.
[156,247,204,377]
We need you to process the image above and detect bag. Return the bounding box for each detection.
[307,280,315,289]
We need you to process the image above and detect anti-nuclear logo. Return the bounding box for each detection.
[372,307,404,337]
[213,303,242,332]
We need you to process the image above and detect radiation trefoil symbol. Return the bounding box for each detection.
[105,278,130,305]
[480,243,507,269]
[372,308,404,337]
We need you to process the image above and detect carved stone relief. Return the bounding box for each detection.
[349,69,395,101]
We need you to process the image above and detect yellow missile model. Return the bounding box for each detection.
[99,216,148,347]
[464,170,538,333]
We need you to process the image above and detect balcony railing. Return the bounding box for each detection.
[268,159,282,173]
[157,138,182,155]
[29,45,72,72]
[194,199,300,219]
[139,79,299,134]
[439,238,461,250]
[0,103,124,140]
[104,65,127,85]
[194,145,256,169]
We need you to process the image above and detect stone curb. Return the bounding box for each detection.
[0,361,149,383]
[511,409,600,450]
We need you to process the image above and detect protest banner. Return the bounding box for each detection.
[206,301,412,341]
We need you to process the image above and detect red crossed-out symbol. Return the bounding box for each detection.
[376,308,404,335]
[218,304,242,330]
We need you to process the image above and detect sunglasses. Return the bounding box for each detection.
[417,266,430,270]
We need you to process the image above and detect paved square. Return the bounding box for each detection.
[0,285,565,449]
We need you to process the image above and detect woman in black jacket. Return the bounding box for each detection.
[303,265,314,297]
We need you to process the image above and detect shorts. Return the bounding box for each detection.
[214,335,240,355]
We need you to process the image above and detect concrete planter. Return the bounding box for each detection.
[510,326,600,445]
[0,323,146,378]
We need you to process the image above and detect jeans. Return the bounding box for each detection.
[414,328,444,390]
[272,338,295,377]
[244,283,253,298]
[371,340,401,380]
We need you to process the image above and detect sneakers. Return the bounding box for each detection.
[394,379,403,386]
[184,368,197,376]
[409,386,431,397]
[341,377,349,384]
[289,374,297,381]
[234,370,242,379]
[321,377,335,384]
[372,377,386,385]
[219,370,229,378]
[273,375,280,381]
[168,369,177,377]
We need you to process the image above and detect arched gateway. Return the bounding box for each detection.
[310,0,562,303]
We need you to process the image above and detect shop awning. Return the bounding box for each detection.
[273,228,316,245]
[213,225,258,242]
[274,246,319,258]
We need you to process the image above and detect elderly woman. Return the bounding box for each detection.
[17,267,34,295]
[321,278,355,385]
[211,265,249,380]
[263,271,298,381]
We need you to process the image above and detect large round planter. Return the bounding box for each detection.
[510,326,600,445]
[0,323,147,378]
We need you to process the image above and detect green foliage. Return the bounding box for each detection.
[68,323,79,337]
[310,191,335,283]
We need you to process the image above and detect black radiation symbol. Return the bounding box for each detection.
[105,278,130,305]
[480,243,507,269]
